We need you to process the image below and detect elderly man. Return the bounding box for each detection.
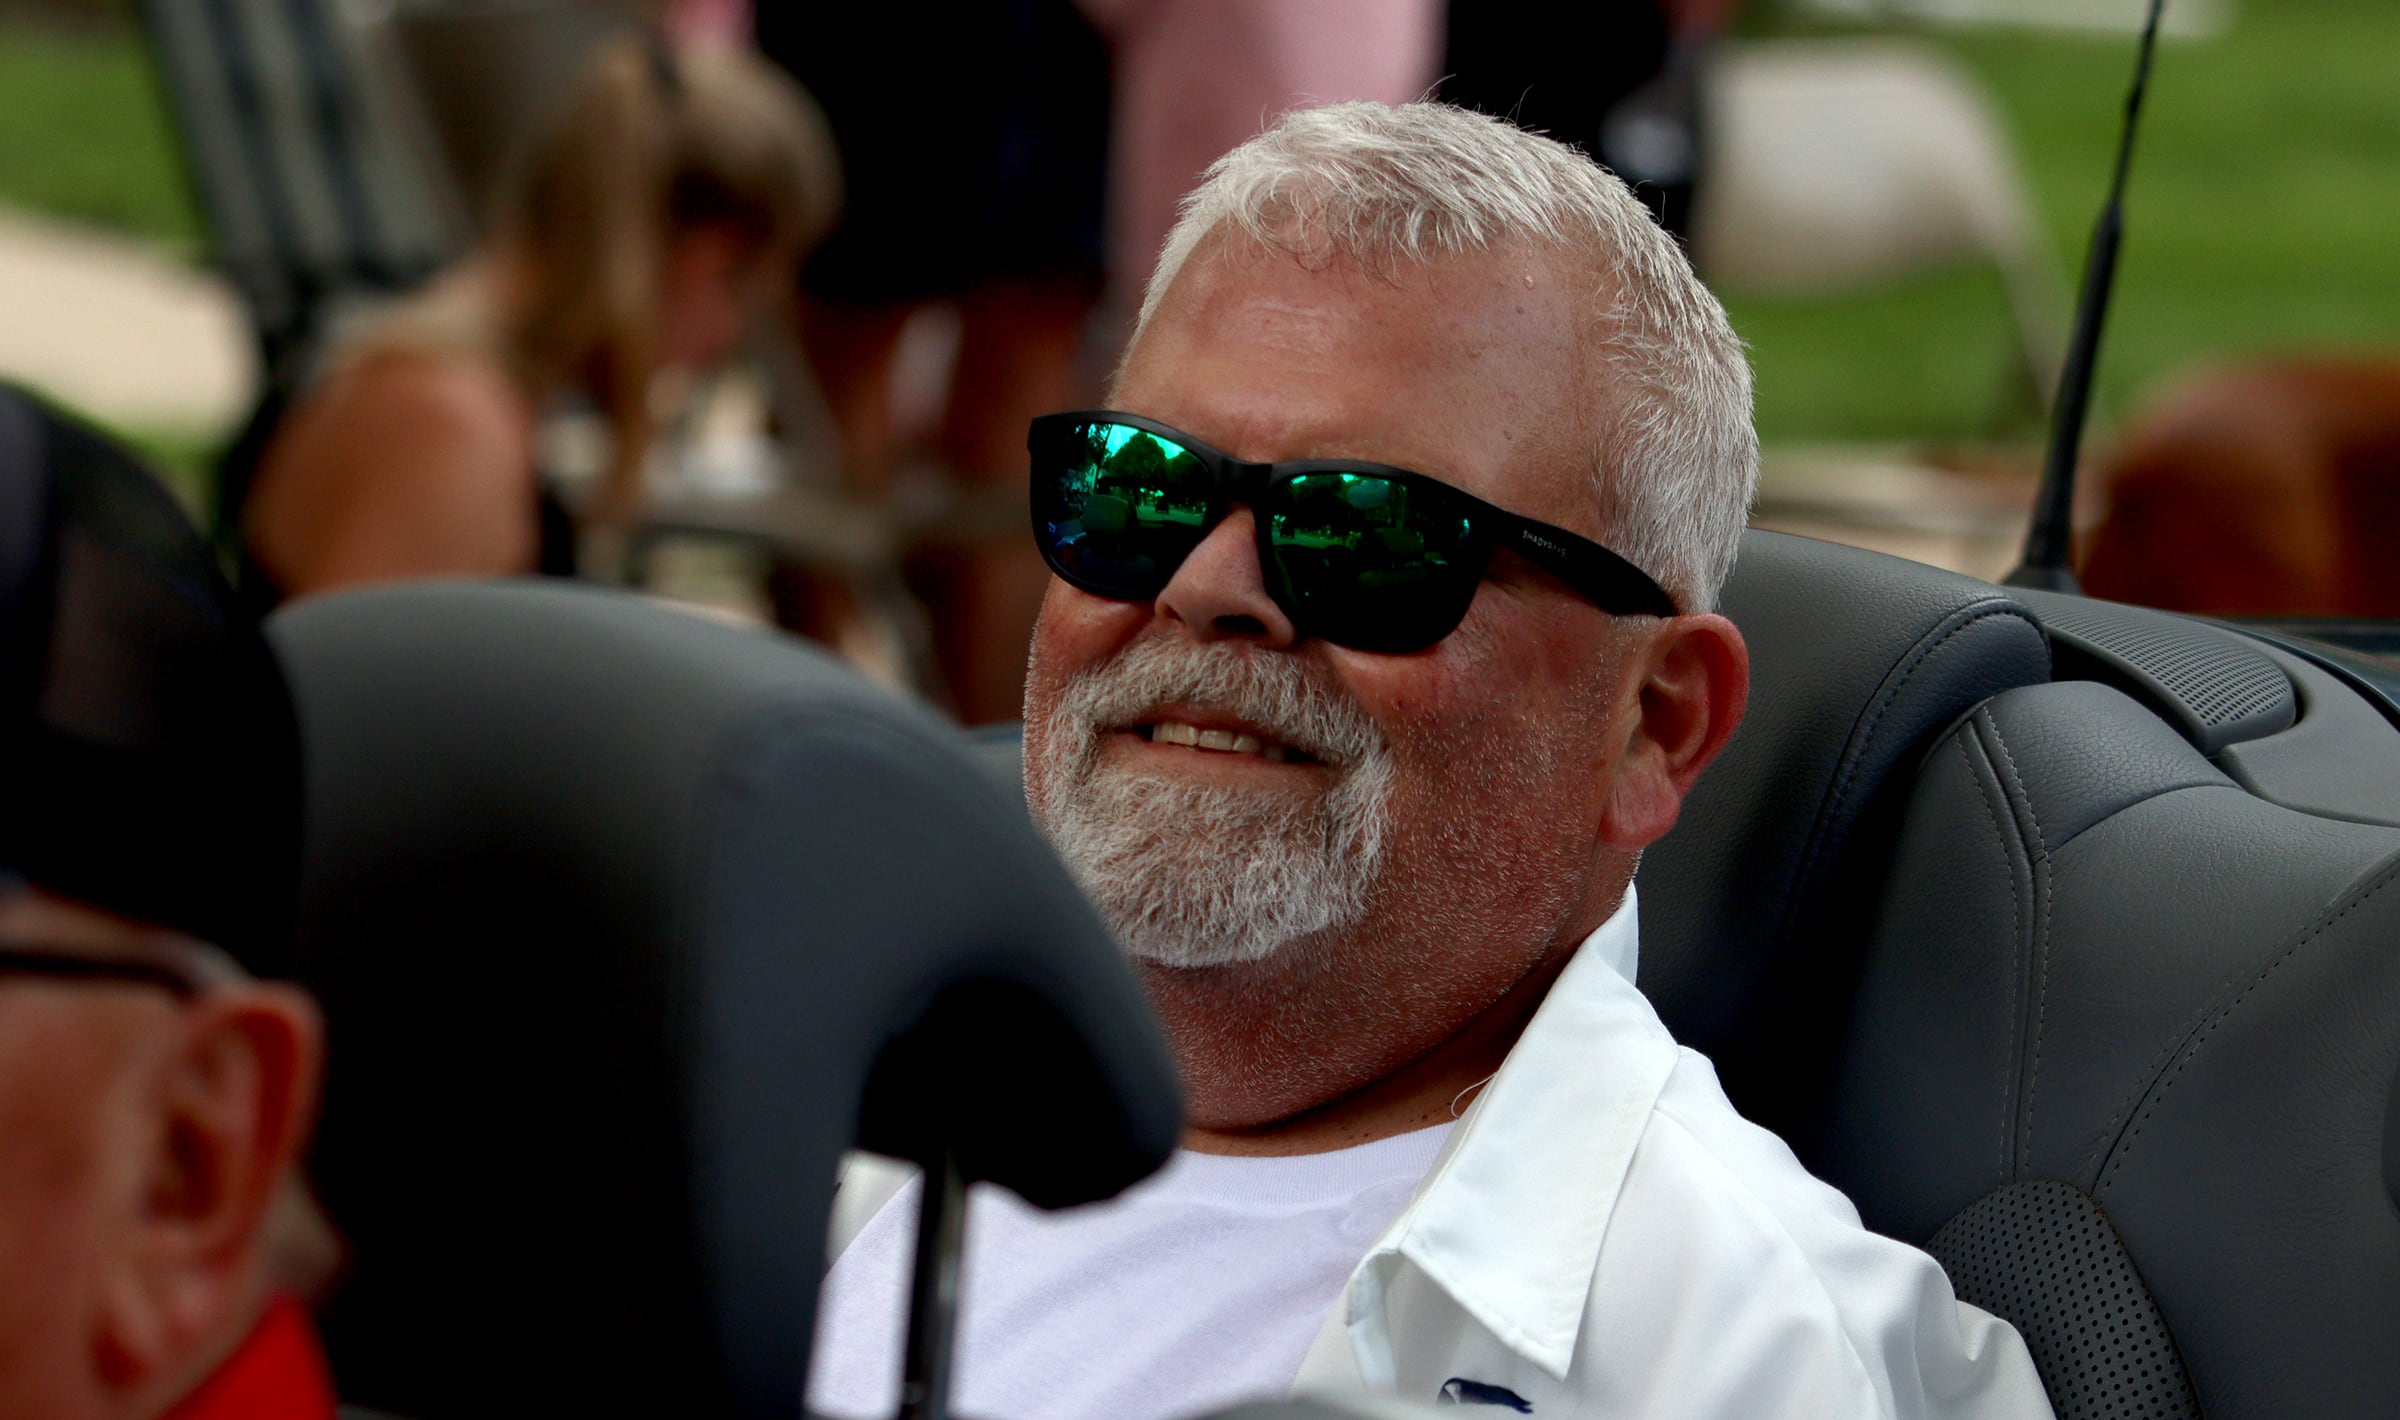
[0,391,332,1420]
[811,104,2051,1420]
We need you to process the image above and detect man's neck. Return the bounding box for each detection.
[1176,953,1567,1155]
[1155,874,1630,1156]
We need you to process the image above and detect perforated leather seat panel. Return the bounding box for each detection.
[1927,1181,2198,1420]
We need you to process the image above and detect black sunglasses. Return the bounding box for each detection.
[1029,411,1676,654]
[0,945,205,997]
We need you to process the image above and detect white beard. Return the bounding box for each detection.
[1027,637,1395,969]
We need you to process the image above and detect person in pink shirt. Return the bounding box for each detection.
[1087,0,1445,286]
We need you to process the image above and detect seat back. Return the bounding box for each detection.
[272,582,1181,1419]
[1817,673,2400,1420]
[1651,535,2400,1417]
[1639,531,2051,1136]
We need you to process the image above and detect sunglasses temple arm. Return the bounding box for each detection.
[1492,518,1678,618]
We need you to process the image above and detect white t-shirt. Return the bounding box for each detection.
[809,1123,1455,1420]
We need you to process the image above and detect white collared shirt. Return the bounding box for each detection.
[1291,885,2053,1419]
[818,886,2055,1420]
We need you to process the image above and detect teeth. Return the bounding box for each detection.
[1150,720,1292,761]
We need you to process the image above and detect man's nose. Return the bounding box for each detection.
[1155,507,1298,647]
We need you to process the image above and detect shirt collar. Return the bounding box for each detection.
[1357,883,1679,1380]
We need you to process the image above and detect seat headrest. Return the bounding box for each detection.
[271,582,1181,1419]
[1640,531,2050,1135]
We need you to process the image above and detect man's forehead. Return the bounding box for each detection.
[1139,237,1576,353]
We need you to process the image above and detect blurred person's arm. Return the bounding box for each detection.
[247,353,539,601]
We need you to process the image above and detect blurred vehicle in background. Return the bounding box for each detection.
[2081,358,2400,623]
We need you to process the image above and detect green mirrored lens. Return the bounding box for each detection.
[1268,472,1479,652]
[1040,422,1215,593]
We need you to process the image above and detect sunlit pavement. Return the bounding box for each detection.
[1752,444,2051,582]
[0,201,255,435]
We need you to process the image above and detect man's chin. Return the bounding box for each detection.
[1050,800,1364,968]
[1114,923,1306,973]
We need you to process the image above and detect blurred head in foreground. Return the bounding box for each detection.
[0,390,327,1418]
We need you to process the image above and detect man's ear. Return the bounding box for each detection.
[93,985,324,1393]
[1597,612,1750,852]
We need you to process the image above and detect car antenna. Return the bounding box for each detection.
[2004,0,2170,594]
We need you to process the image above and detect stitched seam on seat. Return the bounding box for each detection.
[2039,776,2234,858]
[1773,601,2041,963]
[2098,849,2400,1195]
[1954,731,2022,1189]
[2064,784,2266,1186]
[1982,717,2053,1182]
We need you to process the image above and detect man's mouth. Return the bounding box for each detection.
[1129,719,1319,765]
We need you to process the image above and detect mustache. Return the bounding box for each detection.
[1050,637,1386,769]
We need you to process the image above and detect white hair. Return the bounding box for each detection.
[1130,101,1758,612]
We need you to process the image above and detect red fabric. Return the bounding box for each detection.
[162,1297,336,1420]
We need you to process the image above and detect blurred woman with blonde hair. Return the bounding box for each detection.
[241,34,837,601]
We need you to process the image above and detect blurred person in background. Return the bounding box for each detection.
[1441,0,1746,242]
[1088,0,1444,301]
[0,389,331,1419]
[755,2,1112,725]
[240,35,837,606]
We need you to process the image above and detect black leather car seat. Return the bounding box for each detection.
[1817,676,2400,1420]
[1639,531,2053,1140]
[1645,531,2400,1420]
[270,581,1183,1419]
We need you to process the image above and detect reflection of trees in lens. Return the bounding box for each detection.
[1276,473,1477,603]
[1155,449,1208,526]
[1098,435,1206,529]
[1105,429,1166,485]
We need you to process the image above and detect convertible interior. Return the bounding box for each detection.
[263,527,2400,1420]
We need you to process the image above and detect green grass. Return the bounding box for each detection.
[1730,0,2400,444]
[0,19,198,250]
